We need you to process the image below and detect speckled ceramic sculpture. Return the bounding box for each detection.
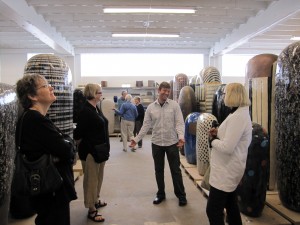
[184,112,201,164]
[212,84,231,125]
[236,123,269,217]
[173,73,188,102]
[73,88,86,124]
[178,86,196,121]
[24,54,73,136]
[275,41,300,212]
[246,53,278,191]
[0,83,18,225]
[196,113,217,176]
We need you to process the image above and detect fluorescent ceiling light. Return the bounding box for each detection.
[291,36,300,40]
[112,33,179,38]
[103,8,195,14]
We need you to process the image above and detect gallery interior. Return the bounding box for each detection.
[1,0,300,225]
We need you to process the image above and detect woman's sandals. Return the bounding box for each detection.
[88,210,105,222]
[95,200,107,209]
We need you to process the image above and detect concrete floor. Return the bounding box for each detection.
[8,135,210,225]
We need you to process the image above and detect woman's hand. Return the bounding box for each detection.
[209,127,218,138]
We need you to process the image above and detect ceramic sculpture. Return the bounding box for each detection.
[196,113,218,176]
[24,54,73,136]
[194,74,205,112]
[200,66,222,83]
[189,75,198,92]
[98,99,115,134]
[169,80,174,100]
[73,88,86,124]
[204,83,222,114]
[0,83,18,225]
[236,123,269,217]
[178,86,196,121]
[275,41,300,212]
[184,112,201,164]
[212,84,231,125]
[246,53,278,191]
[173,73,188,102]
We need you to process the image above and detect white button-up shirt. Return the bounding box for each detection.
[210,106,252,192]
[134,98,184,146]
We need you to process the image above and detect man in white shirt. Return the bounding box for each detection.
[130,82,187,206]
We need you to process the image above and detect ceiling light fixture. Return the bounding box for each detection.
[103,8,196,14]
[291,36,300,40]
[112,33,179,38]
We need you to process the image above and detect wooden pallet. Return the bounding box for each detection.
[266,193,300,225]
[73,160,83,175]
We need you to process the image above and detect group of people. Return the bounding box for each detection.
[14,73,252,225]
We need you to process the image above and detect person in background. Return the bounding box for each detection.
[207,83,252,225]
[133,96,145,148]
[113,94,138,152]
[15,74,77,225]
[130,82,187,206]
[74,83,109,223]
[117,90,128,141]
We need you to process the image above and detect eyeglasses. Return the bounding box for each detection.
[36,84,51,90]
[96,91,102,95]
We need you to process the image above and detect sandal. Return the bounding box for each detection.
[87,210,105,222]
[95,200,107,209]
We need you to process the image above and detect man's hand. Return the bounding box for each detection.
[129,139,137,148]
[177,139,185,149]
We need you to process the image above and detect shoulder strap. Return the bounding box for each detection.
[16,111,28,153]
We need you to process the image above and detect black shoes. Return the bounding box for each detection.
[153,196,165,205]
[179,197,187,206]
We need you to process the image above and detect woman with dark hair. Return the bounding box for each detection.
[15,74,77,225]
[207,83,252,225]
[74,83,110,222]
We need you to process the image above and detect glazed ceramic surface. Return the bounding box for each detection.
[194,74,205,112]
[178,86,196,121]
[200,66,222,83]
[24,54,73,136]
[0,83,18,224]
[173,73,188,102]
[184,112,201,164]
[73,88,86,124]
[236,123,269,217]
[204,83,222,114]
[196,113,217,176]
[212,84,231,125]
[275,41,300,212]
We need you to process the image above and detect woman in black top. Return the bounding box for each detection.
[15,74,77,225]
[74,83,110,222]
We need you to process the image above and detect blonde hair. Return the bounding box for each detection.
[224,83,250,107]
[125,94,132,101]
[84,83,101,100]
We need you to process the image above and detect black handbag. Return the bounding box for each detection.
[92,143,110,163]
[11,112,63,196]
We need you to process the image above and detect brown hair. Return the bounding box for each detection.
[158,82,171,90]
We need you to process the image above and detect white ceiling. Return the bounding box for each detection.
[0,0,300,56]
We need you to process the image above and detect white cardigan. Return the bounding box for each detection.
[210,106,252,192]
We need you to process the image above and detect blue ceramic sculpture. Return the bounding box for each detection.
[236,123,269,217]
[184,112,201,164]
[275,41,300,212]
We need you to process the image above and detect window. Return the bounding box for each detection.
[222,54,255,77]
[81,53,203,77]
[27,53,53,61]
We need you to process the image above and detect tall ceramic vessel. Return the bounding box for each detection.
[0,83,18,225]
[236,123,269,217]
[196,113,217,176]
[173,73,188,102]
[275,41,300,212]
[212,84,231,125]
[194,74,205,112]
[246,53,278,190]
[178,86,196,121]
[24,54,73,136]
[98,99,115,134]
[184,112,201,164]
[73,88,86,124]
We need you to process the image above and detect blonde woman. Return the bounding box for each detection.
[74,83,109,222]
[207,83,252,225]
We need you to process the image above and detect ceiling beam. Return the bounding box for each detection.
[209,0,300,57]
[0,0,74,55]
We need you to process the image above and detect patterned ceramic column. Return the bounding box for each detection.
[236,123,269,217]
[0,83,18,225]
[24,54,73,136]
[275,41,300,212]
[173,73,188,102]
[196,113,217,176]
